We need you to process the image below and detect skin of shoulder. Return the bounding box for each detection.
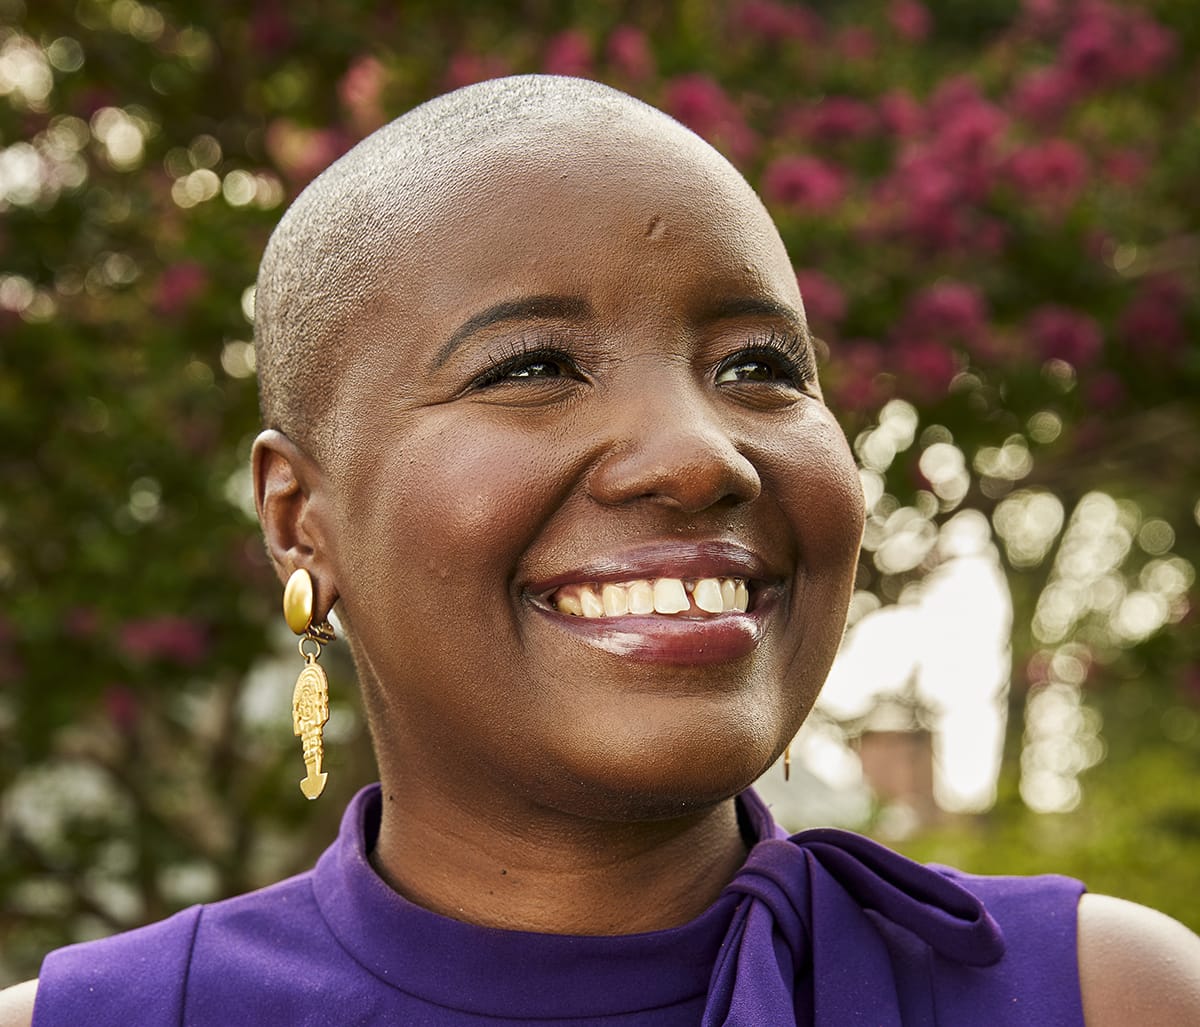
[0,979,36,1027]
[1078,893,1200,1025]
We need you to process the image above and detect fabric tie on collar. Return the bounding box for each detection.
[702,828,1007,1025]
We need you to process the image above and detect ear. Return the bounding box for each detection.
[252,429,340,621]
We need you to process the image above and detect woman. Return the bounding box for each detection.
[5,75,1199,1025]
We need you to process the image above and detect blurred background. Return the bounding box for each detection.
[2,0,1198,985]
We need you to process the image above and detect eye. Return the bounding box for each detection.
[714,332,815,389]
[505,357,567,379]
[715,352,795,384]
[472,343,584,389]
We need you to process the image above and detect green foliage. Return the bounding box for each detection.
[899,687,1200,931]
[2,0,1198,983]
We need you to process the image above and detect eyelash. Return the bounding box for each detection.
[715,330,815,387]
[470,330,815,389]
[472,336,581,389]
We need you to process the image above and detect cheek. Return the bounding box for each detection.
[766,409,865,568]
[337,412,578,593]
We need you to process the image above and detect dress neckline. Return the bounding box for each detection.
[312,784,768,1019]
[311,783,1007,1024]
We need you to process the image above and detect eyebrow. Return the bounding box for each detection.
[434,294,592,367]
[700,296,809,336]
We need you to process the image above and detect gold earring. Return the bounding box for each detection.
[783,743,792,782]
[283,568,336,800]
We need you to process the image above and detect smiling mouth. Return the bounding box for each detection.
[549,577,751,618]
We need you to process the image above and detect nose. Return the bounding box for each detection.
[586,387,762,514]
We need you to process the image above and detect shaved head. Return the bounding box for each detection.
[254,75,739,461]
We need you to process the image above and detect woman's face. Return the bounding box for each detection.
[320,124,864,820]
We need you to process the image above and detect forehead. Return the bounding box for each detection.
[351,118,800,360]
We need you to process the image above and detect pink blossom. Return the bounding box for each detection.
[1062,2,1176,89]
[935,97,1009,170]
[878,90,924,137]
[1123,14,1177,79]
[1119,276,1187,360]
[1010,66,1077,127]
[895,337,960,398]
[1027,305,1103,366]
[543,29,593,78]
[1006,138,1088,210]
[831,339,887,412]
[1020,0,1063,36]
[1061,7,1123,86]
[796,269,847,330]
[927,75,984,121]
[919,80,1009,202]
[1103,149,1150,186]
[734,0,823,41]
[606,26,654,81]
[663,75,757,162]
[888,0,932,41]
[903,206,968,252]
[154,262,208,316]
[796,96,878,143]
[664,74,733,134]
[872,149,966,250]
[118,616,207,667]
[443,52,510,90]
[265,119,350,186]
[762,155,846,212]
[902,281,988,353]
[338,55,387,135]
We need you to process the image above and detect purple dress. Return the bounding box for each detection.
[33,785,1085,1025]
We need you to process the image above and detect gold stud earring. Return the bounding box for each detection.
[783,743,792,782]
[283,568,336,800]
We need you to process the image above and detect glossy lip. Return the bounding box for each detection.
[523,539,778,596]
[522,540,787,666]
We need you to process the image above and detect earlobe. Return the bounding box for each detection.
[251,430,340,618]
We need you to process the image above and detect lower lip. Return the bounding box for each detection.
[528,594,776,665]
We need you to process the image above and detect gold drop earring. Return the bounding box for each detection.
[783,743,792,782]
[283,568,336,800]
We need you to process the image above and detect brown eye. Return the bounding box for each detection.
[714,333,815,390]
[474,346,582,388]
[508,359,565,378]
[715,360,782,383]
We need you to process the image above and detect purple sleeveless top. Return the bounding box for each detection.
[34,785,1085,1025]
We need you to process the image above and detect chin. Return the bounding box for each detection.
[539,714,783,822]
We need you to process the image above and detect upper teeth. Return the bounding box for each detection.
[553,577,750,618]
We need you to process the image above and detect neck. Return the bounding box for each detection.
[369,781,751,935]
